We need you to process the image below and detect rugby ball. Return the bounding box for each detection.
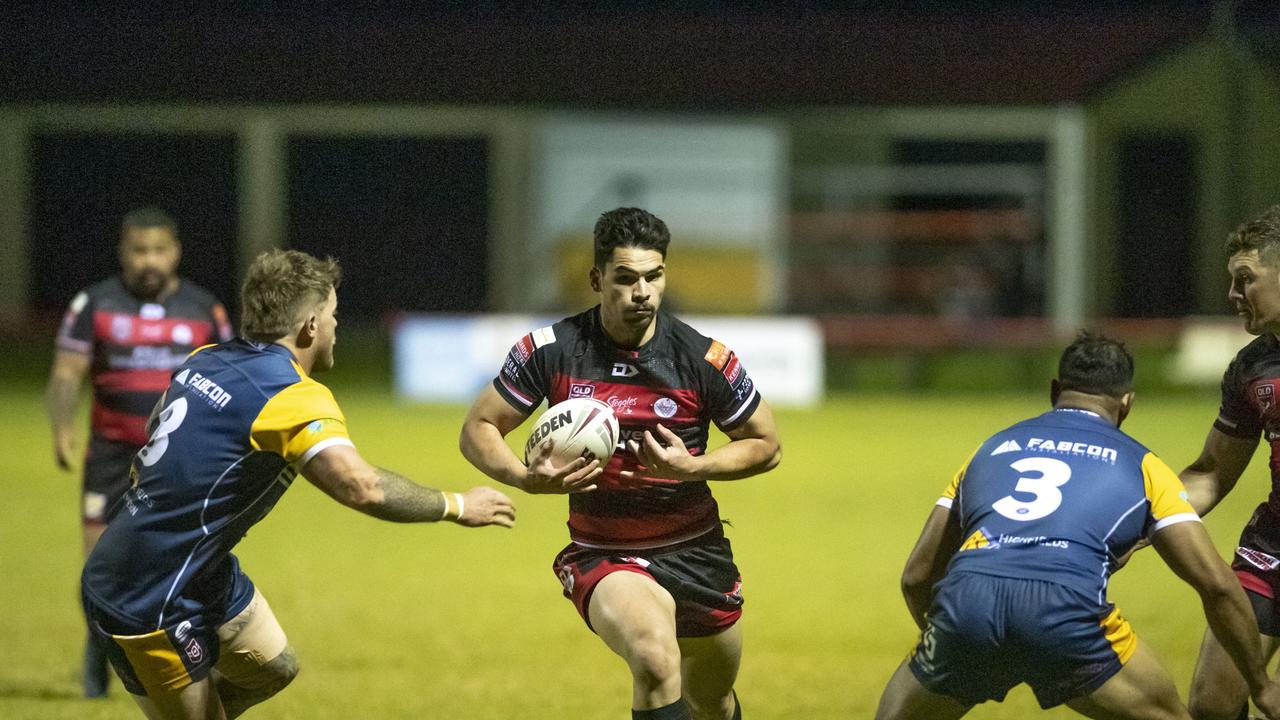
[523,397,620,466]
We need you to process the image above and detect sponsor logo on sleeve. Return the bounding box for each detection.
[704,340,731,370]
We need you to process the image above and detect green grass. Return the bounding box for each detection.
[0,381,1270,719]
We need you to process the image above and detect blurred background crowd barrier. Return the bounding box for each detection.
[2,2,1276,393]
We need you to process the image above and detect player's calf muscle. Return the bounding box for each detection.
[216,646,298,718]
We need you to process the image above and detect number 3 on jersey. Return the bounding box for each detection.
[992,457,1071,521]
[137,397,189,467]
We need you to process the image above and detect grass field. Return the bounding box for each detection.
[1,379,1273,719]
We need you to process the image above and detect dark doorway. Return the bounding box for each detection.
[28,132,240,314]
[286,136,489,320]
[1114,134,1198,318]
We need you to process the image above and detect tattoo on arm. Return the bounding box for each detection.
[368,467,447,523]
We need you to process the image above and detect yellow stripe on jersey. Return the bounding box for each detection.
[185,343,218,360]
[250,376,351,465]
[1141,453,1199,525]
[1099,606,1137,664]
[958,529,992,552]
[938,447,981,508]
[111,628,193,693]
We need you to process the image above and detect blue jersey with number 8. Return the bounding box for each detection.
[938,407,1199,605]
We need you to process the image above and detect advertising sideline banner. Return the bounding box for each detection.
[393,314,824,407]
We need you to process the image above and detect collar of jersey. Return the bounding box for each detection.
[238,337,300,364]
[1051,407,1104,420]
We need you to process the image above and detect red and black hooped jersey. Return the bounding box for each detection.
[56,277,233,446]
[1216,334,1280,513]
[494,306,762,549]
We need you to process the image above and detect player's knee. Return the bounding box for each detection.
[235,645,299,695]
[262,646,299,690]
[1187,693,1245,720]
[625,636,681,690]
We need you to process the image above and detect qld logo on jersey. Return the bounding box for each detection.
[1256,382,1275,413]
[569,383,595,399]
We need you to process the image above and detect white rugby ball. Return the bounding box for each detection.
[523,397,620,466]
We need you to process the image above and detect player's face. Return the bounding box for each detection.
[311,287,339,373]
[1228,250,1280,336]
[119,226,180,299]
[595,247,666,335]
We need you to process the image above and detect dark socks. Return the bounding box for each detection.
[632,699,690,720]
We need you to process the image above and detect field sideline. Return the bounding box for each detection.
[1,383,1272,719]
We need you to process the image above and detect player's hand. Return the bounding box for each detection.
[1252,678,1280,720]
[53,430,77,471]
[520,441,602,494]
[454,486,517,528]
[621,424,701,483]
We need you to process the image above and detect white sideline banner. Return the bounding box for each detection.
[393,314,824,407]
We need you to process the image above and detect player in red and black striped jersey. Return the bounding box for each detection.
[44,208,232,697]
[461,208,781,720]
[1180,206,1280,720]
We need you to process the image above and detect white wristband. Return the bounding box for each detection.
[453,492,465,521]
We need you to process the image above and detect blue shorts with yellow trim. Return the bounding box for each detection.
[908,571,1136,710]
[81,563,255,696]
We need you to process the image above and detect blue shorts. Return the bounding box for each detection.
[907,572,1136,709]
[82,558,256,696]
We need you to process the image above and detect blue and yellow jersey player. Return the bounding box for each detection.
[875,333,1280,720]
[81,250,517,720]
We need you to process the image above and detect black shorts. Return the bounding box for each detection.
[82,436,139,523]
[1231,502,1280,636]
[552,525,743,637]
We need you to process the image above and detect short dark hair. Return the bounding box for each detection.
[1057,331,1134,398]
[121,207,177,237]
[1226,205,1280,265]
[241,249,342,341]
[593,207,671,268]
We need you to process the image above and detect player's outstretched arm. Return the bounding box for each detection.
[302,443,515,528]
[45,349,90,471]
[459,384,602,494]
[621,400,782,483]
[1152,520,1280,714]
[1180,428,1257,517]
[900,506,962,630]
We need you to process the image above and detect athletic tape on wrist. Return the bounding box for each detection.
[453,492,465,521]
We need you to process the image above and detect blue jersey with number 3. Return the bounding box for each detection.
[938,408,1199,604]
[82,339,354,630]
